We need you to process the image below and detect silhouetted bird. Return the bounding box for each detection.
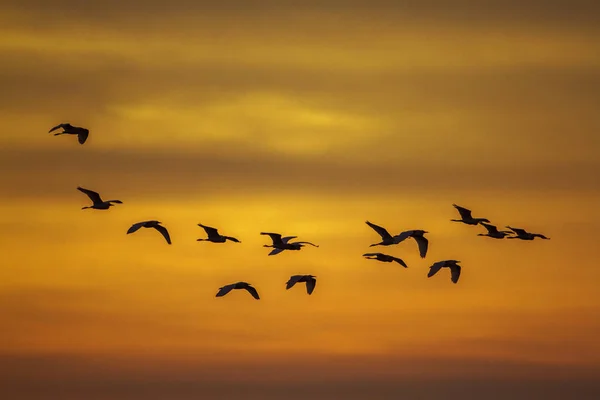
[505,226,550,240]
[363,252,408,268]
[216,282,260,300]
[286,275,317,295]
[127,220,171,244]
[478,222,512,239]
[451,204,490,225]
[260,232,319,256]
[428,260,461,283]
[365,221,404,246]
[394,229,429,258]
[49,123,89,145]
[77,186,122,210]
[197,223,240,243]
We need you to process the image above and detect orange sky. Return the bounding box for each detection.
[1,1,599,398]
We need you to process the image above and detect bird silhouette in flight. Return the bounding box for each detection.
[260,232,319,256]
[365,221,404,246]
[77,187,122,210]
[49,123,89,145]
[394,229,429,258]
[286,275,317,295]
[363,252,408,268]
[478,222,512,239]
[216,282,260,300]
[197,223,240,243]
[428,260,461,283]
[451,204,490,225]
[505,226,550,240]
[127,220,171,244]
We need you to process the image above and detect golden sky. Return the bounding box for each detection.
[1,1,599,398]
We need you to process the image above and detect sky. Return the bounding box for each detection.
[1,1,599,399]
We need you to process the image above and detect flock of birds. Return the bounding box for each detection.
[50,122,551,300]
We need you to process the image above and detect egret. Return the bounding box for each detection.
[505,226,550,240]
[197,224,240,243]
[428,260,461,283]
[260,232,318,256]
[127,220,171,244]
[363,252,408,268]
[216,282,260,300]
[395,229,429,258]
[451,204,490,225]
[478,222,512,239]
[49,123,89,145]
[286,275,317,295]
[77,186,122,210]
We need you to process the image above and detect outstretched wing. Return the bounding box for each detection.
[453,204,473,220]
[281,236,297,244]
[127,222,145,234]
[428,261,445,278]
[244,286,260,300]
[268,248,285,256]
[450,264,461,283]
[49,123,67,133]
[215,284,235,297]
[306,277,317,295]
[294,241,318,247]
[393,230,412,243]
[506,226,527,235]
[199,223,219,238]
[481,222,499,234]
[363,252,382,257]
[286,275,304,290]
[366,221,393,240]
[153,225,172,244]
[225,236,241,243]
[78,129,89,144]
[392,257,408,268]
[413,235,429,258]
[77,186,102,204]
[261,232,283,245]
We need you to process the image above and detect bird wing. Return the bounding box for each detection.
[392,257,408,268]
[293,241,318,247]
[199,224,219,238]
[363,252,381,257]
[153,225,172,244]
[225,236,241,243]
[481,223,498,233]
[366,221,393,240]
[413,235,429,258]
[77,186,103,203]
[215,284,235,297]
[127,222,145,234]
[507,226,527,235]
[78,129,89,144]
[268,247,285,256]
[453,204,473,220]
[393,230,412,243]
[306,277,316,295]
[428,261,445,278]
[261,232,283,245]
[281,236,297,244]
[48,123,67,133]
[244,286,260,300]
[286,275,304,290]
[450,264,461,283]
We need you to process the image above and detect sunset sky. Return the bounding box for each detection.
[1,1,599,399]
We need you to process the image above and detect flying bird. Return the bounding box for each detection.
[286,275,317,295]
[451,204,490,225]
[260,232,319,256]
[365,221,403,246]
[505,226,550,240]
[216,282,260,300]
[478,222,513,239]
[77,186,122,210]
[428,260,461,284]
[394,229,429,258]
[363,253,408,268]
[197,223,240,243]
[49,123,89,145]
[127,220,171,244]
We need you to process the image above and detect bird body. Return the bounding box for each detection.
[216,282,260,299]
[478,222,512,239]
[127,220,171,244]
[261,232,318,256]
[286,275,317,295]
[451,204,490,225]
[77,186,122,210]
[197,223,240,243]
[363,252,408,268]
[49,123,89,145]
[428,260,461,283]
[505,226,550,240]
